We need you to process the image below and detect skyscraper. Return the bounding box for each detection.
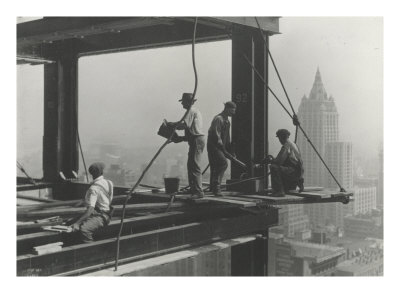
[298,69,353,228]
[325,142,353,190]
[297,68,339,187]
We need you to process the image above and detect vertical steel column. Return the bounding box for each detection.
[254,31,268,188]
[43,63,59,181]
[231,28,268,184]
[43,54,79,182]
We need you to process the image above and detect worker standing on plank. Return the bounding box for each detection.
[71,162,114,242]
[257,129,304,197]
[168,93,205,199]
[207,101,237,197]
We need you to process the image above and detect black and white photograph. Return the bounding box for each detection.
[5,0,398,298]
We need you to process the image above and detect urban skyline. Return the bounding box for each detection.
[15,16,384,280]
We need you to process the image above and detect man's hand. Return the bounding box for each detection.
[263,155,274,164]
[254,164,263,170]
[71,223,80,232]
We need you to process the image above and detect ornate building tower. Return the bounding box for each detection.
[297,68,339,187]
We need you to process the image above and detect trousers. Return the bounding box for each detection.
[187,135,205,194]
[270,164,301,193]
[207,142,228,192]
[79,211,109,243]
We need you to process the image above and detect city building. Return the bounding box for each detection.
[325,142,353,189]
[335,245,383,276]
[104,164,136,187]
[344,214,383,240]
[274,205,310,238]
[298,69,354,229]
[268,233,346,276]
[297,68,339,188]
[377,149,384,210]
[345,186,376,216]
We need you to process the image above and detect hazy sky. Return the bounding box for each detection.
[17,17,383,165]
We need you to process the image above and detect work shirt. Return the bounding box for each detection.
[84,176,113,212]
[273,140,303,168]
[208,114,230,147]
[182,107,204,137]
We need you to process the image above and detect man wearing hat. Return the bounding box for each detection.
[168,93,205,199]
[71,162,114,242]
[264,129,304,197]
[207,101,237,196]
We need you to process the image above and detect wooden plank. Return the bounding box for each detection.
[17,220,64,232]
[17,202,187,220]
[17,182,55,192]
[201,197,257,208]
[286,191,331,199]
[265,187,324,192]
[17,211,278,276]
[232,194,305,202]
[17,199,82,212]
[221,196,263,204]
[17,195,58,203]
[17,211,185,255]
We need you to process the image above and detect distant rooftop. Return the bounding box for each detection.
[287,239,346,263]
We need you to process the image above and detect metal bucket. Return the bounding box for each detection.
[164,177,180,194]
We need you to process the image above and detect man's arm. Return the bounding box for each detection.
[210,117,224,149]
[72,189,97,231]
[167,120,185,130]
[71,206,95,231]
[272,145,289,165]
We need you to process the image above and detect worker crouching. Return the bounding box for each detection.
[207,101,237,196]
[71,162,114,242]
[168,93,205,199]
[257,129,304,197]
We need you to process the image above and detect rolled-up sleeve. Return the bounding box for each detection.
[84,188,98,208]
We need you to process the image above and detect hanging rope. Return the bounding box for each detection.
[113,17,199,271]
[243,50,346,193]
[76,130,89,182]
[254,17,301,142]
[16,161,36,185]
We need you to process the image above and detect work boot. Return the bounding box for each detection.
[213,186,223,197]
[191,192,204,200]
[298,179,304,193]
[178,189,192,195]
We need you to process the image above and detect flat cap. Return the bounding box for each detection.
[224,101,237,109]
[276,129,291,137]
[88,162,105,177]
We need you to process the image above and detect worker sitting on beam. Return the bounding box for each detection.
[207,101,237,197]
[71,162,114,242]
[256,129,304,197]
[167,93,206,199]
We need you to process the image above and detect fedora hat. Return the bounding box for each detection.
[178,93,197,103]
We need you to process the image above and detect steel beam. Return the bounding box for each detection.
[231,28,269,188]
[43,51,79,182]
[17,211,278,276]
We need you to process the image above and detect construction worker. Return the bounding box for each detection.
[258,129,304,197]
[71,162,114,242]
[168,93,205,199]
[207,101,237,196]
